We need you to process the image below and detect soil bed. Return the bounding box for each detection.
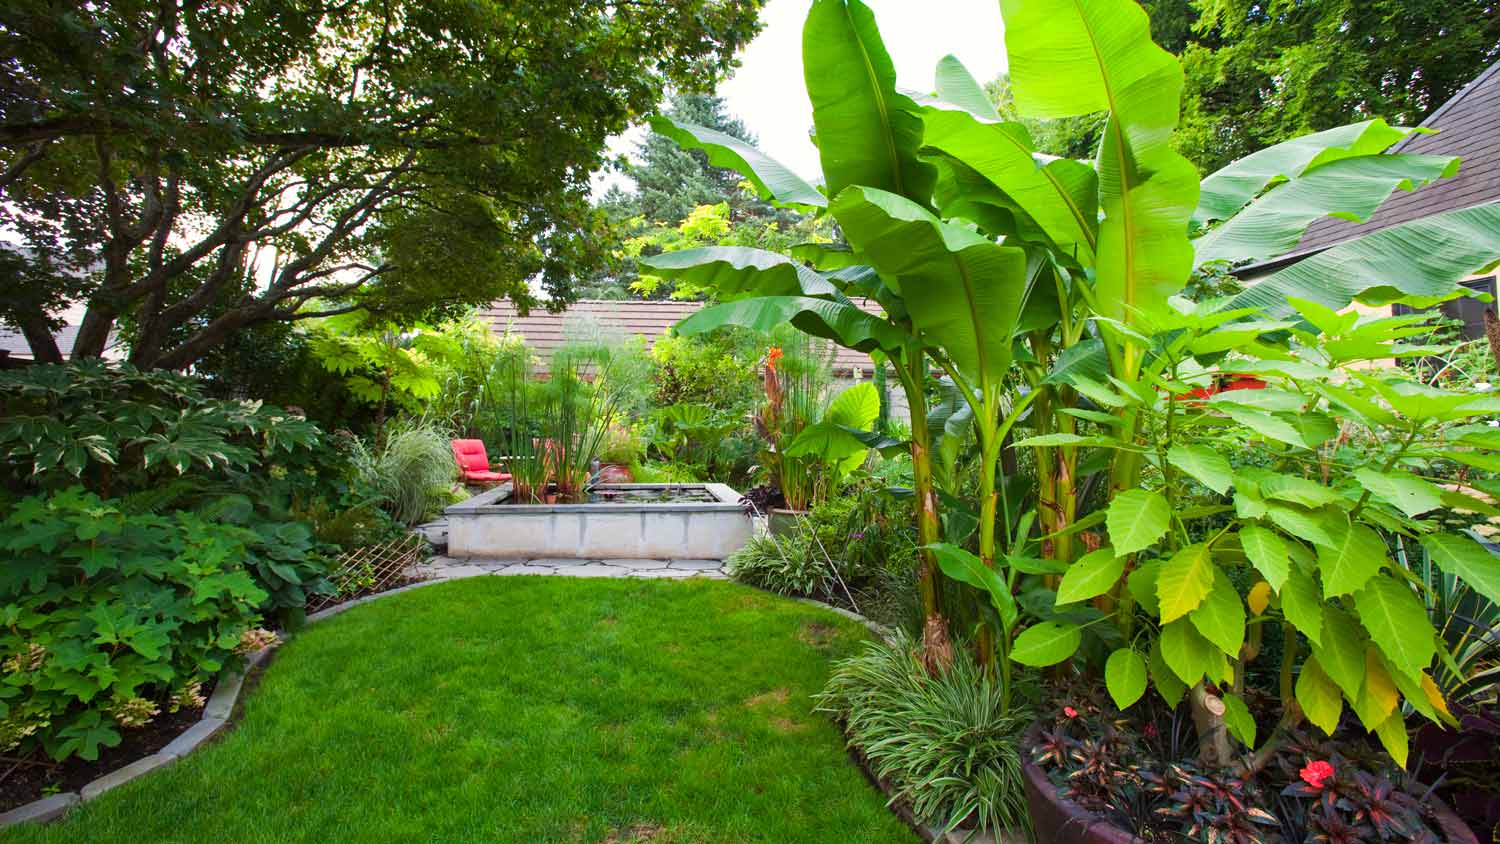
[0,682,213,813]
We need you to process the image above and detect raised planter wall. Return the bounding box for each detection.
[444,483,752,560]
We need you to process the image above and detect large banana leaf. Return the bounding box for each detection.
[933,54,1001,122]
[832,186,1028,382]
[999,0,1198,335]
[803,0,934,202]
[1227,202,1500,318]
[1194,154,1460,266]
[1195,119,1420,227]
[647,117,826,211]
[921,107,1099,262]
[640,247,839,299]
[674,295,907,354]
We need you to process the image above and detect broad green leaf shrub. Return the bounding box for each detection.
[1024,299,1500,765]
[0,360,323,501]
[0,489,271,762]
[0,361,350,616]
[815,634,1032,836]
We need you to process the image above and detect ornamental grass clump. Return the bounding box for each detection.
[816,635,1032,837]
[351,421,457,525]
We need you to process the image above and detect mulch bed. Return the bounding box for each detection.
[0,681,214,814]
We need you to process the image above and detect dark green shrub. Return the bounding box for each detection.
[815,635,1032,837]
[0,489,272,762]
[0,360,322,500]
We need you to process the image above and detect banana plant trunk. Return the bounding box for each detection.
[899,351,953,672]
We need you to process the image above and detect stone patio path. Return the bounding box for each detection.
[413,555,728,580]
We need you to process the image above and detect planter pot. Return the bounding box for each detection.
[1020,724,1480,844]
[768,507,809,538]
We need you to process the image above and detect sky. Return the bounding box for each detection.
[596,0,1008,193]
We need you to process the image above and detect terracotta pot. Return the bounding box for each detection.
[1020,724,1480,844]
[767,507,808,538]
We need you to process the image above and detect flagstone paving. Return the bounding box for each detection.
[413,555,728,580]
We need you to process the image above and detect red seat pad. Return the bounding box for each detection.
[463,470,510,483]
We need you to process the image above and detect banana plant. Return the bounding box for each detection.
[641,0,982,669]
[911,0,1500,766]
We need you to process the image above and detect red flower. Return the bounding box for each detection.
[1300,760,1335,789]
[1063,706,1078,719]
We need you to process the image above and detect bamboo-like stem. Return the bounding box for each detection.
[897,351,953,673]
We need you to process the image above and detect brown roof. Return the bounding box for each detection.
[479,298,882,375]
[1242,61,1500,274]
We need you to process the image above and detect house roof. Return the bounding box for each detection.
[478,298,882,376]
[0,324,85,362]
[1240,61,1500,274]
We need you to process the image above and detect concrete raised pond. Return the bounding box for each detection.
[444,483,752,559]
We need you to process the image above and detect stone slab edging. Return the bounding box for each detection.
[0,578,456,830]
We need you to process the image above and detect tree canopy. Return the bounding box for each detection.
[0,0,762,368]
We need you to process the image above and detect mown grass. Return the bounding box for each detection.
[10,577,916,844]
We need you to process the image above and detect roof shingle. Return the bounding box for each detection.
[1245,61,1500,271]
[478,299,883,375]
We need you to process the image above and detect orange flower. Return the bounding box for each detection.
[766,346,783,371]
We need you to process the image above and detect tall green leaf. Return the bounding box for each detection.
[920,108,1098,261]
[1194,154,1459,266]
[647,117,827,210]
[831,186,1028,381]
[674,296,907,354]
[999,0,1199,333]
[1195,119,1420,226]
[803,0,934,201]
[927,542,1016,631]
[1228,203,1500,318]
[932,55,1001,121]
[640,247,838,299]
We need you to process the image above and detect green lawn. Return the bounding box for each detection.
[12,577,916,844]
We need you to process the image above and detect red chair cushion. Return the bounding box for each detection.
[463,469,511,483]
[451,439,490,473]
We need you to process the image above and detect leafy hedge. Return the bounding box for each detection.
[1,490,272,761]
[0,363,367,761]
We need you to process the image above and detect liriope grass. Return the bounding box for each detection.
[815,635,1032,838]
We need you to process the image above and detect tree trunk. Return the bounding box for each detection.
[1189,683,1232,769]
[13,309,63,364]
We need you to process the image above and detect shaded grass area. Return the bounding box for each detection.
[11,577,916,844]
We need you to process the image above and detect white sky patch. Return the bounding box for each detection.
[594,0,1007,195]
